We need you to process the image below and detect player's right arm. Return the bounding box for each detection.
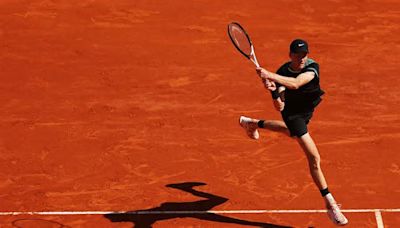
[262,79,285,111]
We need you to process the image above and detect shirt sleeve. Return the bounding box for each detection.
[304,62,319,78]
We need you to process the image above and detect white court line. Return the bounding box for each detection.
[375,210,385,228]
[0,208,399,215]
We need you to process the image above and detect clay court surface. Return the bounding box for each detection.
[1,0,400,227]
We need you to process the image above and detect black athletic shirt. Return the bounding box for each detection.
[275,59,325,113]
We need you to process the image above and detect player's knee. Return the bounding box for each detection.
[307,154,321,169]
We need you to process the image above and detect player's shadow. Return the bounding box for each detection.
[104,182,292,228]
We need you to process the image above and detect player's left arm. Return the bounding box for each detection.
[257,68,315,90]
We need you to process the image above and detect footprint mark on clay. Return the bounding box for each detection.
[389,163,400,174]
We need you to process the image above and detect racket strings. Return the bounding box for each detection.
[228,24,252,56]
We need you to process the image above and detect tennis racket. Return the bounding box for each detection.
[227,22,260,68]
[228,22,285,98]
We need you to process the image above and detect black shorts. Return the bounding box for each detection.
[281,109,314,137]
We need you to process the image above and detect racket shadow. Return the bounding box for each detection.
[104,182,292,228]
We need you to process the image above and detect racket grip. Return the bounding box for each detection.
[250,57,260,68]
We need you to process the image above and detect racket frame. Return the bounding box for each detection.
[228,22,286,96]
[227,22,260,68]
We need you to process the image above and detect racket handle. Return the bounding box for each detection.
[250,53,260,68]
[252,59,260,68]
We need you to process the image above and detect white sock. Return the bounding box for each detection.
[324,193,336,205]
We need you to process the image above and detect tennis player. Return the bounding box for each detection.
[239,39,348,226]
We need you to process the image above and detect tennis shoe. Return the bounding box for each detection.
[327,202,348,226]
[239,116,259,140]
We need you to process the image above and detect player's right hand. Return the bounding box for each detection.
[256,67,274,81]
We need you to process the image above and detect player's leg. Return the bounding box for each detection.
[239,116,289,139]
[297,133,348,226]
[285,112,348,226]
[297,133,327,189]
[259,119,289,134]
[283,112,327,189]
